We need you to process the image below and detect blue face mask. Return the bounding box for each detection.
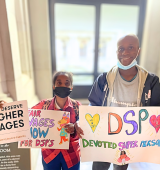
[117,58,137,70]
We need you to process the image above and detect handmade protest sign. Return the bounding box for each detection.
[0,101,30,144]
[18,109,70,149]
[80,106,160,165]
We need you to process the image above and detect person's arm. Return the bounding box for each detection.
[31,100,46,109]
[72,74,107,138]
[74,101,84,138]
[75,74,107,137]
[74,121,84,138]
[65,101,84,138]
[88,73,107,106]
[150,75,160,106]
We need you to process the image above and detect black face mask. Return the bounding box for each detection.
[53,87,72,98]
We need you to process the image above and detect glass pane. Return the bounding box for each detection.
[55,4,95,74]
[98,4,139,73]
[73,75,93,85]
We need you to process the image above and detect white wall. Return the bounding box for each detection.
[1,0,53,169]
[140,0,160,76]
[28,0,53,100]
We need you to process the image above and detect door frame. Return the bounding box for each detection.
[49,0,146,98]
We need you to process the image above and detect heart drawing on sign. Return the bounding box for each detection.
[85,113,100,133]
[149,115,160,133]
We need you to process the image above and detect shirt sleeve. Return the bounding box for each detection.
[75,101,81,121]
[150,76,160,106]
[70,100,81,138]
[88,73,106,106]
[31,100,46,109]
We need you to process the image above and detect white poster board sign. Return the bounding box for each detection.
[0,100,30,144]
[18,109,70,149]
[80,106,160,165]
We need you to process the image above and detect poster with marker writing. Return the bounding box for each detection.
[0,100,30,144]
[18,109,70,149]
[80,106,160,165]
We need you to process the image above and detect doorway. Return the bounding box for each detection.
[49,0,146,98]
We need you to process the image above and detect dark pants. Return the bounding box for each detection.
[92,162,128,170]
[42,152,80,170]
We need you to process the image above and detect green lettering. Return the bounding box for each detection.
[98,141,102,147]
[93,140,98,147]
[139,109,149,134]
[108,142,112,148]
[89,140,94,147]
[112,143,117,149]
[82,139,89,148]
[102,141,108,148]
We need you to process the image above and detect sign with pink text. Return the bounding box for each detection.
[80,106,160,165]
[0,100,30,144]
[18,109,70,149]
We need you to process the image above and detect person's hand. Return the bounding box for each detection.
[74,121,84,138]
[0,100,6,110]
[64,123,75,134]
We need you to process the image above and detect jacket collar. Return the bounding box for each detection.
[49,96,73,110]
[106,65,148,106]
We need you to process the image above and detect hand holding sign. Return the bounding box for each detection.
[75,121,84,138]
[0,100,6,110]
[64,123,74,134]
